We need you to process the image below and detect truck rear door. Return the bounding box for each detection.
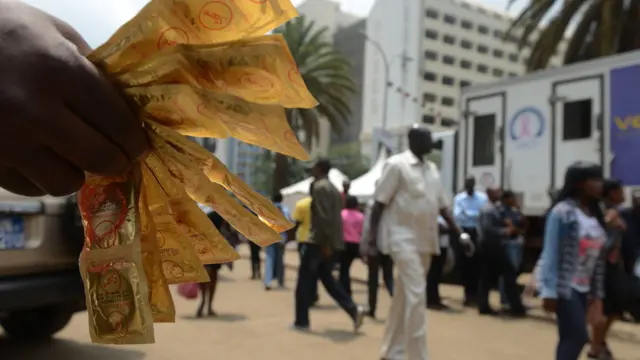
[551,76,604,187]
[463,94,505,190]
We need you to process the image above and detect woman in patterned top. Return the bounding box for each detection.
[539,162,607,360]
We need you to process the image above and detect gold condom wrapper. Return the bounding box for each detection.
[126,85,308,160]
[142,165,211,284]
[115,35,317,109]
[143,153,238,263]
[139,189,176,322]
[78,174,139,250]
[147,136,282,247]
[91,0,298,73]
[149,123,293,233]
[77,172,155,344]
[80,248,154,344]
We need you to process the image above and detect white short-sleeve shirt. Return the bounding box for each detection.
[374,150,449,255]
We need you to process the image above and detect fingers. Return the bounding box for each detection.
[62,48,149,163]
[18,148,85,196]
[0,167,45,197]
[41,107,130,176]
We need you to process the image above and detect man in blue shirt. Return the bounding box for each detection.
[453,176,488,306]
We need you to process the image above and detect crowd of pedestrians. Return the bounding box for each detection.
[192,125,639,360]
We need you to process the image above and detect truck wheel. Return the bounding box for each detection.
[2,306,73,340]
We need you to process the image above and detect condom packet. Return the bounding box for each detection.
[91,0,298,73]
[115,35,317,108]
[139,188,176,322]
[125,85,308,160]
[77,172,155,344]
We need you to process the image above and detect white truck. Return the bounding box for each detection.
[440,50,640,270]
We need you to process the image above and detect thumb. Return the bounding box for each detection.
[49,15,93,55]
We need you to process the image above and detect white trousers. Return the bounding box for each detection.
[381,251,432,360]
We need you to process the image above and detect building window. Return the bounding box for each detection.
[461,19,473,29]
[442,55,455,65]
[425,29,439,40]
[441,97,455,106]
[423,92,437,103]
[423,114,436,124]
[477,44,489,54]
[492,68,504,77]
[423,71,437,81]
[426,8,439,19]
[460,59,472,69]
[444,14,457,24]
[425,50,438,60]
[478,25,489,35]
[493,29,504,39]
[508,53,519,62]
[442,117,457,127]
[443,34,456,45]
[442,76,455,86]
[506,34,518,43]
[461,39,473,49]
[477,63,488,73]
[492,49,504,58]
[508,72,518,78]
[460,80,472,87]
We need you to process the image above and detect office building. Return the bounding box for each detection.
[361,0,566,158]
[296,0,364,152]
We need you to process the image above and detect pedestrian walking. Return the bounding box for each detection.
[453,176,488,307]
[498,190,527,309]
[539,162,606,360]
[588,179,628,359]
[293,158,365,332]
[292,192,319,304]
[426,217,452,310]
[361,197,394,319]
[339,195,365,297]
[367,125,462,360]
[264,192,290,290]
[476,188,526,317]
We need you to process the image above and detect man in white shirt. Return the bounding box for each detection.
[368,125,461,360]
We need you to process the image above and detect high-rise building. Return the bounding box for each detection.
[296,0,364,152]
[361,0,566,158]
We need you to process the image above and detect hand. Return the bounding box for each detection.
[0,2,148,196]
[321,245,333,259]
[542,298,558,313]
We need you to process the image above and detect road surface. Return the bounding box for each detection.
[2,247,639,360]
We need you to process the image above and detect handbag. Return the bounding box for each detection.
[177,283,199,300]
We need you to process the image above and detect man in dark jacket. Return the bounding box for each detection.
[293,158,365,332]
[476,188,526,316]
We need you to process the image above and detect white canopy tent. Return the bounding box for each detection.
[280,168,349,211]
[349,149,388,202]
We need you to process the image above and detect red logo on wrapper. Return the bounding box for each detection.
[79,184,128,249]
[157,27,189,50]
[100,267,122,294]
[288,66,304,86]
[199,2,233,31]
[107,311,129,338]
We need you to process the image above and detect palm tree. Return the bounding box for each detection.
[507,0,640,72]
[271,16,356,196]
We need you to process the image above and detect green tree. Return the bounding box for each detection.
[253,150,308,196]
[271,16,356,196]
[327,142,370,181]
[507,0,640,72]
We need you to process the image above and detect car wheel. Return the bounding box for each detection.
[1,306,74,340]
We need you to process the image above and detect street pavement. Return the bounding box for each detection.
[1,245,639,360]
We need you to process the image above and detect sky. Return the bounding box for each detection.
[23,0,524,48]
